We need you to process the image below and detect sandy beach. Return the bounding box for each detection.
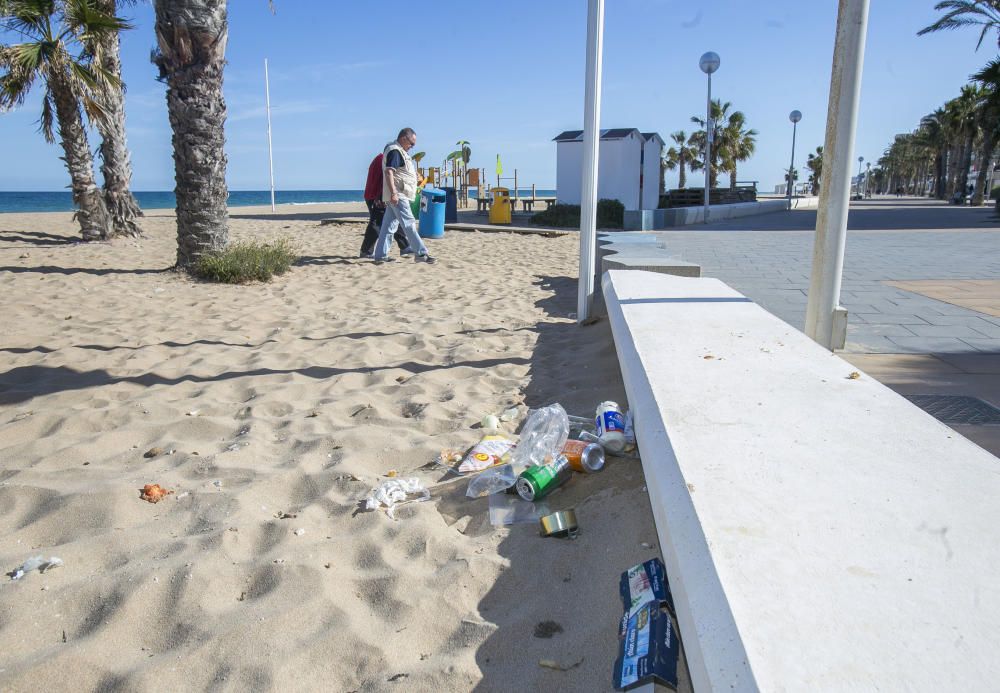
[0,203,676,691]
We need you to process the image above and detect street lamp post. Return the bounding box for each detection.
[788,110,802,205]
[699,52,720,223]
[865,162,871,198]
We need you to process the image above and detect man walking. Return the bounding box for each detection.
[360,152,410,258]
[373,128,436,264]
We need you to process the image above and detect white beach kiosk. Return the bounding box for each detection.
[554,128,663,229]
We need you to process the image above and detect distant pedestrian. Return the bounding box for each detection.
[360,152,410,258]
[373,128,436,264]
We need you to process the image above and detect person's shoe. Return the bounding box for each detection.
[400,246,415,256]
[372,256,395,264]
[414,253,436,264]
[359,251,373,259]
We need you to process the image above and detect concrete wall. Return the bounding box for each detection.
[603,269,1000,691]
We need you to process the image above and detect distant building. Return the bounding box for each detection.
[554,129,664,210]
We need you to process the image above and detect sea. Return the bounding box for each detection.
[0,189,558,214]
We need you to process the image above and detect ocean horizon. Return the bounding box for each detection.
[0,189,559,214]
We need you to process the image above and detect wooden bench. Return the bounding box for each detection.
[602,269,1000,691]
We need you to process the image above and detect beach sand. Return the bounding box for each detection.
[0,204,684,691]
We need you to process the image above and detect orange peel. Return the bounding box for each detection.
[140,483,174,503]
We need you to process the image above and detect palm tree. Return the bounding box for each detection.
[152,0,230,268]
[717,110,757,190]
[0,0,125,241]
[971,58,1000,205]
[689,99,732,188]
[918,0,1000,50]
[919,110,949,198]
[806,146,823,195]
[661,131,697,190]
[90,0,142,237]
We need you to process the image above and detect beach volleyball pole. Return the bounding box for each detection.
[265,58,276,213]
[804,0,870,349]
[578,0,605,323]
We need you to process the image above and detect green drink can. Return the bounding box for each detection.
[516,456,572,502]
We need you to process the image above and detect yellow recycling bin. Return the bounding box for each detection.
[489,187,512,225]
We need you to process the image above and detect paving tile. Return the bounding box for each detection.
[887,336,982,353]
[907,324,996,339]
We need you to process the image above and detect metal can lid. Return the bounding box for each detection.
[580,443,606,472]
[515,477,536,502]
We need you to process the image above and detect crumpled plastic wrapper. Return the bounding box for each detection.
[364,477,430,519]
[9,556,63,581]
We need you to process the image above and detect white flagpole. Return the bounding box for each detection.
[265,58,276,213]
[578,0,605,323]
[804,0,870,349]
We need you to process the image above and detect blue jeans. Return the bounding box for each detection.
[373,198,427,260]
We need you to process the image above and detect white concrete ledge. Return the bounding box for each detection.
[602,270,1000,692]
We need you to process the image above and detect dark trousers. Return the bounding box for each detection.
[361,199,408,255]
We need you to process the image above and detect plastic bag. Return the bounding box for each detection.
[509,403,569,472]
[466,463,519,498]
[489,493,550,526]
[364,478,430,519]
[9,555,63,580]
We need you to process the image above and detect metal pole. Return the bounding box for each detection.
[788,122,797,202]
[804,0,870,349]
[704,72,712,222]
[577,0,604,323]
[264,58,276,213]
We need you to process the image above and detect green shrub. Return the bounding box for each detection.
[192,238,299,283]
[530,199,624,228]
[990,186,1000,201]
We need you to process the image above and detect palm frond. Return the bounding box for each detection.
[39,88,55,142]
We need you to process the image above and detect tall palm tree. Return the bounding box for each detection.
[919,110,949,198]
[152,0,229,268]
[806,146,823,195]
[0,0,125,241]
[689,99,732,188]
[661,130,698,189]
[971,58,1000,205]
[90,0,141,236]
[717,110,757,190]
[918,0,1000,50]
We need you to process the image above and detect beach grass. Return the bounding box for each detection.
[192,237,298,283]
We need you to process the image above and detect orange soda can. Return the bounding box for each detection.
[561,439,606,473]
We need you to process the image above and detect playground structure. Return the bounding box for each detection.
[415,155,554,223]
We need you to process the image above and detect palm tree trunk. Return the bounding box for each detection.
[153,0,230,268]
[95,0,142,237]
[49,74,111,241]
[972,134,996,206]
[729,165,737,191]
[957,134,976,194]
[678,159,686,188]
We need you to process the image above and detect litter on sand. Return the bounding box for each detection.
[364,478,430,519]
[139,484,174,503]
[8,556,63,580]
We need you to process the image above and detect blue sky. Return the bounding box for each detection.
[0,0,993,192]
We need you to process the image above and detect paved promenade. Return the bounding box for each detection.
[656,198,1000,354]
[644,197,1000,455]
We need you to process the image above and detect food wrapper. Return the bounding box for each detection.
[613,602,679,690]
[458,434,514,474]
[620,558,674,619]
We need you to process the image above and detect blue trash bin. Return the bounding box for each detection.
[442,186,458,223]
[418,186,446,239]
